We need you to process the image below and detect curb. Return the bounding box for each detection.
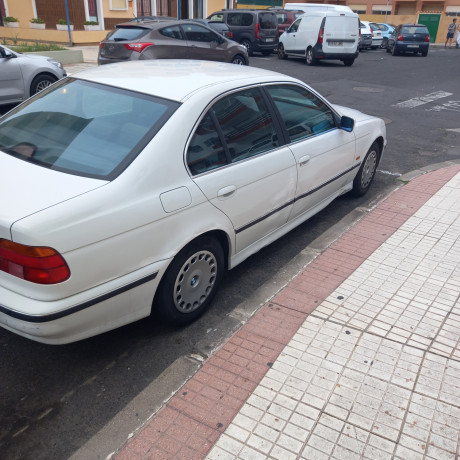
[110,164,460,460]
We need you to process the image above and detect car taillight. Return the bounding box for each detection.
[425,34,430,42]
[123,42,154,53]
[0,239,70,284]
[318,27,324,44]
[255,23,260,39]
[228,31,233,39]
[99,42,104,49]
[397,34,404,41]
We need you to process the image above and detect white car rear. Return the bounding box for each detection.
[278,10,359,66]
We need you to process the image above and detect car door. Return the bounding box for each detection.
[0,47,25,103]
[186,87,297,253]
[154,25,189,59]
[264,84,356,221]
[282,18,302,54]
[181,23,226,61]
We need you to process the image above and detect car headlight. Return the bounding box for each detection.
[47,59,64,70]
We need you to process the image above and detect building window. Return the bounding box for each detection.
[110,0,128,10]
[349,4,367,14]
[446,6,460,16]
[372,4,392,15]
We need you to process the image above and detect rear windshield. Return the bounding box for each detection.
[106,26,150,41]
[0,79,179,180]
[369,23,380,31]
[401,26,428,34]
[259,13,277,29]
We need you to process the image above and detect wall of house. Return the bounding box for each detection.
[3,0,35,25]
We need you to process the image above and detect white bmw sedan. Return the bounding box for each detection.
[0,61,386,344]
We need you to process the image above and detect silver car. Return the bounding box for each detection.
[0,45,66,106]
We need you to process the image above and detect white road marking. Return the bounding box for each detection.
[429,101,460,112]
[394,91,453,108]
[378,170,402,177]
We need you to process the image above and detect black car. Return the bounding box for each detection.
[387,24,430,56]
[207,9,278,56]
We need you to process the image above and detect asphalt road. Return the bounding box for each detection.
[1,47,459,460]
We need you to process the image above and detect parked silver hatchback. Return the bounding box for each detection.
[98,19,249,65]
[0,45,66,106]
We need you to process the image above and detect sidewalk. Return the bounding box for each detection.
[113,164,460,460]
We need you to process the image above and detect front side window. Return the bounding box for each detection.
[186,88,279,175]
[0,79,178,179]
[266,85,336,142]
[289,18,301,33]
[208,13,224,22]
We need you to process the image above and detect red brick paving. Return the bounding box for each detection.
[113,165,460,460]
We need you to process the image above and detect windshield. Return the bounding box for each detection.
[0,79,178,179]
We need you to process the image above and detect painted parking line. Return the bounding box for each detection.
[429,101,460,112]
[394,90,453,108]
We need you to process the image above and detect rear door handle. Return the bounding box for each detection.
[217,185,237,199]
[299,155,311,166]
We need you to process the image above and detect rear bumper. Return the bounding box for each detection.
[395,43,429,53]
[313,44,359,61]
[0,261,168,344]
[253,39,278,52]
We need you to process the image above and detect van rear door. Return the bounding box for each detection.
[322,13,359,55]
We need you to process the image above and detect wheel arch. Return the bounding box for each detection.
[29,72,58,96]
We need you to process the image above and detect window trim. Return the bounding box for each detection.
[260,82,341,146]
[185,85,286,177]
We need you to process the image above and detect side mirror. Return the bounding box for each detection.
[341,115,354,132]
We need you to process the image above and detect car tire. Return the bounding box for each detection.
[421,49,428,57]
[343,58,355,66]
[350,141,380,197]
[30,74,57,95]
[241,39,253,56]
[391,44,399,56]
[277,43,287,59]
[154,236,224,326]
[231,54,247,65]
[381,38,388,48]
[305,47,317,66]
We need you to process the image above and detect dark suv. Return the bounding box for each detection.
[207,9,278,56]
[386,24,430,56]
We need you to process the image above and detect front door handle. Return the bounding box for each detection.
[299,155,311,166]
[217,185,237,199]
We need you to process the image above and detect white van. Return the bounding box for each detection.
[283,3,353,13]
[278,10,359,66]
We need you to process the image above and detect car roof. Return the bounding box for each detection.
[72,60,296,102]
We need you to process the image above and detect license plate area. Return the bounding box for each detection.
[407,44,419,48]
[329,41,343,46]
[265,38,274,42]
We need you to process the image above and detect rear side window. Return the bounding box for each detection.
[106,26,149,41]
[227,13,253,27]
[276,13,287,24]
[182,24,219,42]
[266,85,336,142]
[160,25,185,40]
[186,88,279,175]
[259,13,277,29]
[369,23,380,31]
[0,79,178,180]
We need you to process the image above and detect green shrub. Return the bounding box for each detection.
[84,21,99,25]
[57,19,73,25]
[30,18,45,24]
[4,16,19,23]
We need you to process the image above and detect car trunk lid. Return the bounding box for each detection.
[258,12,278,43]
[99,26,151,60]
[323,14,359,53]
[0,153,106,240]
